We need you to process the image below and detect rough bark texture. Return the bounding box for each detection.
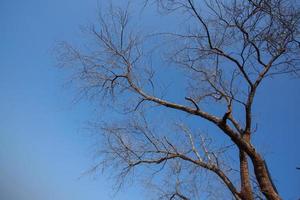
[251,155,282,200]
[239,132,253,200]
[240,151,253,200]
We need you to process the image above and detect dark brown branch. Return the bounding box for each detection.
[185,97,199,110]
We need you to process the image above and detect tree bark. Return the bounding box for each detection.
[251,154,281,200]
[239,133,253,200]
[240,150,253,200]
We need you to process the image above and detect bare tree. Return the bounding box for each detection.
[56,0,300,199]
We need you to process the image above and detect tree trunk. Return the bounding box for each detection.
[240,150,254,200]
[251,154,281,200]
[239,132,253,200]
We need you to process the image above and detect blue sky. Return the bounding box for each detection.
[0,0,299,200]
[0,0,141,200]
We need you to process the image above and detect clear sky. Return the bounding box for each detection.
[0,0,299,200]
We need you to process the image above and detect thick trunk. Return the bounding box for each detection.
[220,125,281,199]
[251,154,281,200]
[239,133,253,200]
[238,131,280,200]
[239,150,253,200]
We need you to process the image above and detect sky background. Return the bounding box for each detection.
[0,0,299,200]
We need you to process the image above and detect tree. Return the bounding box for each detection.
[57,0,300,199]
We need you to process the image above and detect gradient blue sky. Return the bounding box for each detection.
[0,0,299,200]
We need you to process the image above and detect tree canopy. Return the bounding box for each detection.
[57,0,300,199]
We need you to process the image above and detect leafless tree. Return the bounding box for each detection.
[56,0,300,199]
